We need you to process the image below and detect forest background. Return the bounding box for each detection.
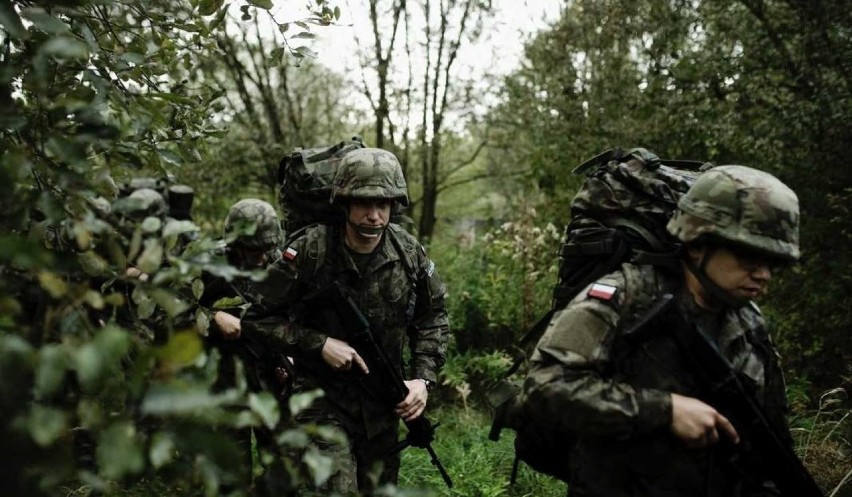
[1,0,849,496]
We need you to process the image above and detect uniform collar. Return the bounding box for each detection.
[337,229,400,277]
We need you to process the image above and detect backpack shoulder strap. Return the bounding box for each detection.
[386,224,422,285]
[281,223,332,282]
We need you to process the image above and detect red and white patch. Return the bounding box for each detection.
[283,247,298,261]
[587,283,617,301]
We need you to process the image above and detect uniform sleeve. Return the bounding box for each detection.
[407,248,450,383]
[243,237,328,357]
[522,274,672,440]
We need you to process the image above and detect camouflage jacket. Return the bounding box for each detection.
[245,223,449,438]
[523,262,790,497]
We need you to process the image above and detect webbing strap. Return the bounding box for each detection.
[559,239,614,257]
[604,217,665,252]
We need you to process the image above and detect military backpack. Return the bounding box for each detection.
[276,137,367,235]
[487,147,713,484]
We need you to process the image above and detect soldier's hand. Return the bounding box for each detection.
[321,337,369,374]
[213,311,241,339]
[671,393,739,448]
[396,379,428,422]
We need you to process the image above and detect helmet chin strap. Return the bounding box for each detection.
[348,219,386,237]
[685,247,749,309]
[343,202,389,237]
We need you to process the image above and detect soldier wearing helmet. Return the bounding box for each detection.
[222,198,283,270]
[522,165,799,496]
[244,148,450,494]
[197,199,290,490]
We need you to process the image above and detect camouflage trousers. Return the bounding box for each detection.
[297,406,400,495]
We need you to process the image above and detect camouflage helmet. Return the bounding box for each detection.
[126,188,167,220]
[224,199,282,250]
[667,165,800,261]
[330,148,409,206]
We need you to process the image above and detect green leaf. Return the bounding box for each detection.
[208,3,229,31]
[137,298,156,320]
[334,6,341,19]
[141,383,236,416]
[155,331,203,371]
[288,389,323,416]
[149,431,176,468]
[38,271,69,298]
[277,428,309,449]
[0,0,28,39]
[192,278,205,301]
[97,422,145,480]
[292,46,318,59]
[73,327,131,393]
[162,219,199,238]
[248,0,273,9]
[195,308,210,336]
[140,216,163,234]
[158,148,182,167]
[149,92,196,105]
[119,52,146,65]
[211,296,243,309]
[147,288,190,318]
[291,31,316,40]
[26,405,68,447]
[303,446,334,487]
[137,238,163,274]
[248,392,280,429]
[41,36,89,59]
[198,0,225,16]
[34,344,68,400]
[84,290,105,310]
[21,8,70,34]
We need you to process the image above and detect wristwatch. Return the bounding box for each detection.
[418,378,434,391]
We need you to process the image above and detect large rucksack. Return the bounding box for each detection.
[277,136,367,234]
[487,147,712,483]
[277,136,415,238]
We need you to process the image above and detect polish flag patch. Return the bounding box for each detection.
[283,247,298,261]
[588,282,617,301]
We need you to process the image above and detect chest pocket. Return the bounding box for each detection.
[359,265,412,329]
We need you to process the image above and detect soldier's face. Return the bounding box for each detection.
[234,246,269,269]
[347,199,392,239]
[693,245,774,301]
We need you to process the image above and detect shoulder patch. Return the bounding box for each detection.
[588,282,618,301]
[426,259,435,277]
[283,246,298,261]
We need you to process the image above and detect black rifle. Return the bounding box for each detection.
[206,276,295,399]
[326,280,453,488]
[653,293,825,497]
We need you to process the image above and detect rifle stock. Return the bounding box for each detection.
[664,295,824,497]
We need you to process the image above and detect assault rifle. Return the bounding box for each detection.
[326,280,453,488]
[652,293,825,497]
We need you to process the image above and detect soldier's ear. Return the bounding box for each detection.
[686,242,708,266]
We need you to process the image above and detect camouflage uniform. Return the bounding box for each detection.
[198,199,286,490]
[201,198,284,390]
[523,166,799,497]
[246,148,449,494]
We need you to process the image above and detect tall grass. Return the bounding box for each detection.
[398,407,566,497]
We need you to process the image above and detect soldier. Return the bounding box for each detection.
[198,199,291,492]
[245,148,450,494]
[201,198,284,355]
[522,166,800,496]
